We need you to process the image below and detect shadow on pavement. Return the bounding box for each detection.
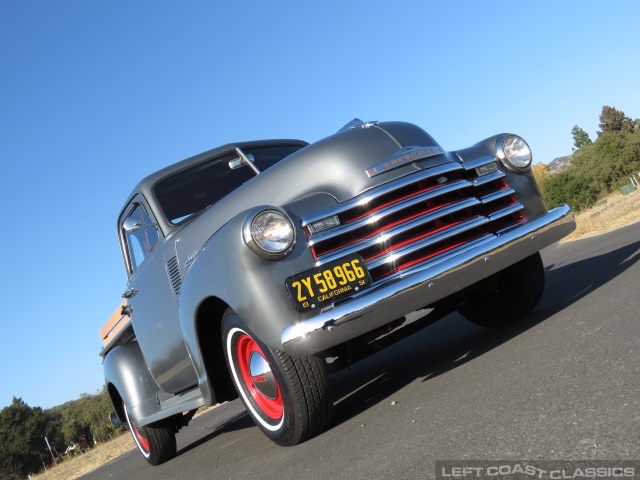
[327,235,640,428]
[175,410,252,458]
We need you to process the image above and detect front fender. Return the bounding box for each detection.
[103,342,159,426]
[454,134,548,220]
[178,196,337,388]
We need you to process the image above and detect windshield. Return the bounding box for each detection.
[155,144,303,224]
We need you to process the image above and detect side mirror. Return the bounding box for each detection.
[228,148,260,175]
[228,153,255,169]
[123,216,142,233]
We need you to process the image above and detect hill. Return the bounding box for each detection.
[547,155,572,174]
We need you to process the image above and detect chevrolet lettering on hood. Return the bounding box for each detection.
[365,145,446,177]
[101,118,575,466]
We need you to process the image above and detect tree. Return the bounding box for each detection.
[598,105,628,136]
[571,125,592,151]
[622,116,639,134]
[532,162,551,186]
[48,387,124,448]
[541,170,597,211]
[0,397,56,479]
[0,390,125,478]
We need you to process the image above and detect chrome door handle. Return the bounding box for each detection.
[122,288,138,299]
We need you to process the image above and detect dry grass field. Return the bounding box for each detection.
[32,405,215,480]
[29,191,640,480]
[31,433,136,480]
[563,190,640,242]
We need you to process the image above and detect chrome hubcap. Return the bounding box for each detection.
[249,352,277,399]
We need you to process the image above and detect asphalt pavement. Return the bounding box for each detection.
[81,222,640,480]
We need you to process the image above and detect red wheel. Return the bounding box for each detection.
[123,403,176,465]
[129,413,151,455]
[235,332,284,422]
[222,308,332,445]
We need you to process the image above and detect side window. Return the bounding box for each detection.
[123,204,159,272]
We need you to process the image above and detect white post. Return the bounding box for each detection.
[45,436,58,466]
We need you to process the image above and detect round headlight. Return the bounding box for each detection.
[498,135,532,171]
[244,208,295,259]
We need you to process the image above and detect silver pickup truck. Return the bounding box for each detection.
[100,119,575,465]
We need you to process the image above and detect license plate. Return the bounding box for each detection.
[285,254,371,313]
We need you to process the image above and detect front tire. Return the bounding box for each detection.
[222,308,332,446]
[124,403,176,466]
[457,252,545,328]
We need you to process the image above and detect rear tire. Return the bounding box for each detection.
[222,308,332,446]
[124,403,176,466]
[457,252,545,328]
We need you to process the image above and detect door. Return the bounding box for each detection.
[120,197,198,394]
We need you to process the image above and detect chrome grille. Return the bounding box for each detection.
[302,158,526,284]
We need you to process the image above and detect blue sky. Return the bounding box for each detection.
[1,1,638,410]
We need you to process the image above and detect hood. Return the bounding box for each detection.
[227,120,448,206]
[173,121,455,265]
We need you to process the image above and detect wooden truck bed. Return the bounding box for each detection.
[100,301,133,356]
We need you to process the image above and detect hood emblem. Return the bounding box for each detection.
[338,118,379,132]
[365,146,445,177]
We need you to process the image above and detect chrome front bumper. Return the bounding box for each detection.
[281,204,575,358]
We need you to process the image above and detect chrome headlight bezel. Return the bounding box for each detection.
[242,207,296,260]
[496,134,533,173]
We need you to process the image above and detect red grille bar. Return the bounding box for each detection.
[303,160,526,284]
